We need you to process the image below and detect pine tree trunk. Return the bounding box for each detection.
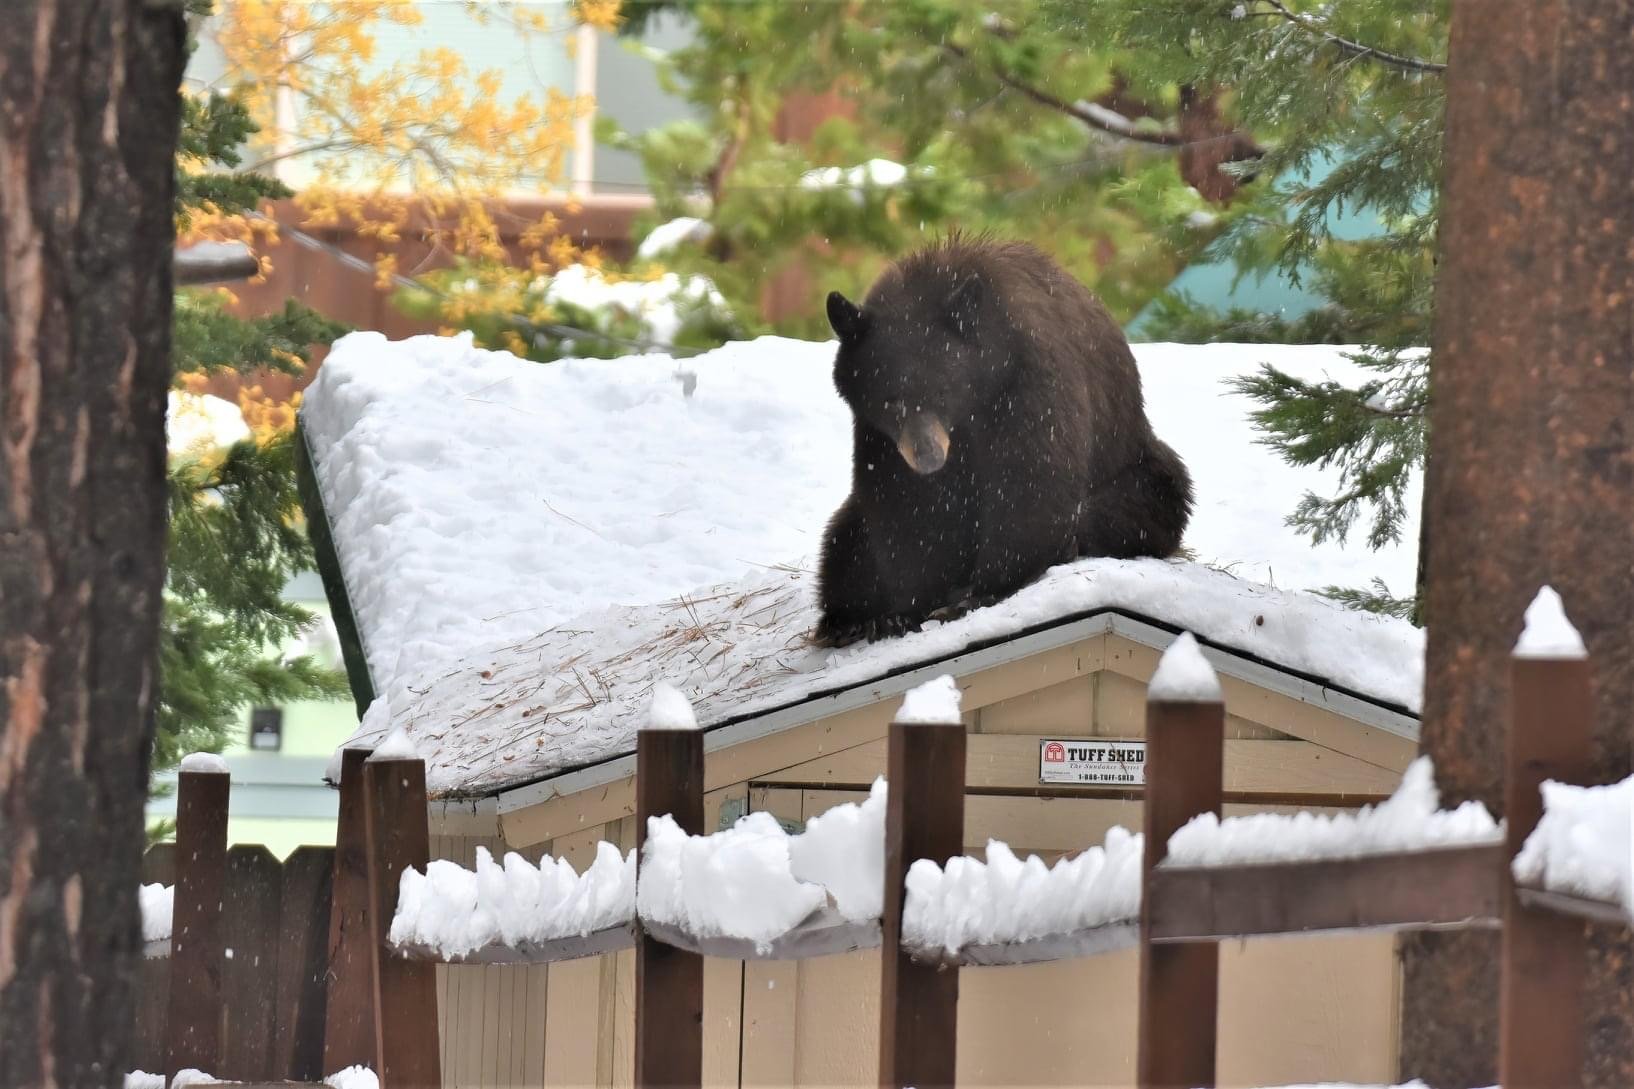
[1408,0,1634,1085]
[0,3,186,1086]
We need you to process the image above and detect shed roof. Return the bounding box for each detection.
[299,331,1424,798]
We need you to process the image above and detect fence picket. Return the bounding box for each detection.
[1501,653,1594,1089]
[879,718,966,1089]
[364,753,442,1088]
[1138,697,1224,1089]
[324,748,377,1077]
[166,767,232,1078]
[634,728,705,1089]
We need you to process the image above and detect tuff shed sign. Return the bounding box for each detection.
[1038,739,1147,786]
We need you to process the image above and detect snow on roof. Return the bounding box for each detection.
[301,332,1424,797]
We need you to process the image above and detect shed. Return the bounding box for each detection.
[298,331,1426,1088]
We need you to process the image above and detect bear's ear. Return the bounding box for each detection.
[826,291,868,342]
[944,274,982,337]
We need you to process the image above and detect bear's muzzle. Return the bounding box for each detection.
[896,412,951,475]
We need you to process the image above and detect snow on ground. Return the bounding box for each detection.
[1167,757,1500,866]
[894,674,963,724]
[636,216,713,260]
[303,334,1423,793]
[1513,774,1633,911]
[140,882,174,943]
[390,842,635,957]
[1146,630,1222,702]
[123,1074,166,1089]
[903,827,1143,957]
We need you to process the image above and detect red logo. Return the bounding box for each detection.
[1043,742,1066,763]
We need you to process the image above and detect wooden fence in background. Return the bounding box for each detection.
[141,638,1625,1089]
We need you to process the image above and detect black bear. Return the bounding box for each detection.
[813,235,1193,647]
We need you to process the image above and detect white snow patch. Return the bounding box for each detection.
[171,1072,227,1087]
[1146,631,1222,702]
[787,778,887,922]
[390,843,635,957]
[636,216,713,260]
[1513,774,1633,911]
[325,1068,380,1089]
[903,827,1143,956]
[800,158,910,192]
[168,391,250,458]
[368,724,419,762]
[541,264,726,348]
[1168,757,1501,866]
[1513,585,1588,659]
[179,751,229,774]
[894,675,962,724]
[303,335,1425,793]
[638,812,826,953]
[123,1073,166,1089]
[140,883,174,943]
[647,682,699,731]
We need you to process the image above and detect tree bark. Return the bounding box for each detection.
[0,3,186,1086]
[1409,0,1634,1085]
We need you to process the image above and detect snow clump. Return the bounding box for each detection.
[1146,631,1223,702]
[1513,774,1633,911]
[1513,585,1588,659]
[646,682,699,730]
[390,843,635,957]
[179,752,229,775]
[894,674,963,724]
[903,826,1144,956]
[1167,756,1501,866]
[140,883,174,943]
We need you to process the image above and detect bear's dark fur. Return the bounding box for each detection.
[814,235,1193,647]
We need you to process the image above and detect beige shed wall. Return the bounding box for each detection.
[429,633,1414,1087]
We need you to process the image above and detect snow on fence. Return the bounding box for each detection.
[141,591,1631,1089]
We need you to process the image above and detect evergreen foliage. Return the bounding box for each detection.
[1043,0,1445,613]
[154,12,349,831]
[601,0,1252,339]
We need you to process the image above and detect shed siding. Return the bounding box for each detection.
[427,646,1411,1087]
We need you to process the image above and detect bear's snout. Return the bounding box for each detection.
[896,411,951,475]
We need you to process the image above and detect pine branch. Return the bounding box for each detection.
[1257,0,1446,74]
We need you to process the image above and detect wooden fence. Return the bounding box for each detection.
[142,636,1625,1089]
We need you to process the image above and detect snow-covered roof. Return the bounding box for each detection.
[301,332,1424,798]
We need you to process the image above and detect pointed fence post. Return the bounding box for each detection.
[1138,679,1224,1089]
[879,716,966,1089]
[363,749,441,1089]
[166,762,231,1079]
[324,748,376,1076]
[1501,628,1593,1089]
[634,726,705,1089]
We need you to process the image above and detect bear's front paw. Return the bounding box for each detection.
[812,612,925,648]
[927,591,1003,623]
